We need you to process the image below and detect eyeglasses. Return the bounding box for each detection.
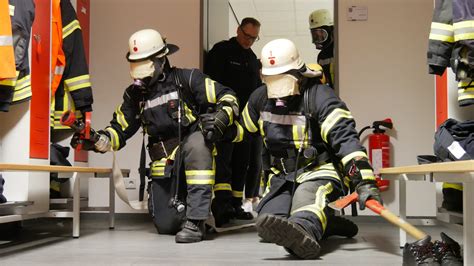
[240,26,260,42]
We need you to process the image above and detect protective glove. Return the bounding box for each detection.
[200,108,230,143]
[94,133,112,153]
[356,181,383,210]
[70,132,96,151]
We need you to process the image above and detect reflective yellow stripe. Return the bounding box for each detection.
[458,81,474,101]
[187,179,215,185]
[232,190,243,198]
[151,159,167,177]
[205,78,216,103]
[429,22,454,42]
[222,106,233,125]
[214,183,232,191]
[219,94,238,107]
[105,127,120,150]
[115,104,129,131]
[242,105,258,133]
[341,151,368,166]
[262,170,277,197]
[297,163,340,183]
[291,182,333,231]
[65,74,91,92]
[442,182,463,191]
[186,170,215,176]
[9,4,14,16]
[63,19,81,39]
[453,20,474,41]
[360,169,376,181]
[292,125,308,149]
[184,104,196,124]
[320,108,353,143]
[232,120,244,142]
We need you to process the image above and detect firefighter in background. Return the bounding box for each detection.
[309,9,335,89]
[76,29,238,243]
[236,39,381,259]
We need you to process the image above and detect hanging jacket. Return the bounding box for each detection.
[51,0,93,129]
[0,0,16,80]
[51,0,65,98]
[427,0,474,106]
[236,78,373,186]
[103,67,238,151]
[0,0,35,112]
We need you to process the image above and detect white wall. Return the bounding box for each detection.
[339,0,435,166]
[338,0,436,216]
[88,0,201,213]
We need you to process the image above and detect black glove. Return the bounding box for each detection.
[356,181,383,210]
[70,132,96,151]
[200,108,230,142]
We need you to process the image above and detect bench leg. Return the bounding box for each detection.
[399,175,407,248]
[72,172,80,238]
[464,179,473,265]
[109,173,115,230]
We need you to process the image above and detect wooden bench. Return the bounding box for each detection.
[380,160,474,264]
[0,163,129,238]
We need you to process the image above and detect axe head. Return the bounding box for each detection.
[328,191,358,211]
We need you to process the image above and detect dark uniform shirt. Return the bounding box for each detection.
[317,42,334,89]
[205,37,262,109]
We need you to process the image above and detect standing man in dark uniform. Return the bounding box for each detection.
[205,17,262,226]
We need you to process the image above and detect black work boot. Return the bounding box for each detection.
[322,215,359,239]
[211,200,234,227]
[403,235,440,266]
[256,214,321,259]
[175,219,205,243]
[432,232,463,266]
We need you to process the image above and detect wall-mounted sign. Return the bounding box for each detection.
[347,6,368,21]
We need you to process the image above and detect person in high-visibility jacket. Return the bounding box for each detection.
[51,0,93,129]
[230,39,382,259]
[427,0,474,107]
[309,9,335,89]
[0,0,35,112]
[75,29,238,243]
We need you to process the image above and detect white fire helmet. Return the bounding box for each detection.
[309,9,333,29]
[261,39,304,99]
[126,29,179,79]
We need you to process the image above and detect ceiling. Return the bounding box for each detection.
[228,0,334,37]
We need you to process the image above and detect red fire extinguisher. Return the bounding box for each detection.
[359,118,393,176]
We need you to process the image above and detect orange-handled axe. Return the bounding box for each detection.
[328,190,427,241]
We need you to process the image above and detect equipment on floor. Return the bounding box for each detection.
[358,118,393,176]
[60,110,98,151]
[328,188,428,242]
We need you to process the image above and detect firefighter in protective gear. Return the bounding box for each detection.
[233,39,382,259]
[309,9,335,89]
[75,29,238,243]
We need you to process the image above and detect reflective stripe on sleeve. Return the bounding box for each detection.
[205,78,216,103]
[242,105,258,133]
[320,108,353,143]
[429,22,454,42]
[65,74,91,91]
[63,19,81,39]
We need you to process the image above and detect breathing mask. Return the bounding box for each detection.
[264,74,300,100]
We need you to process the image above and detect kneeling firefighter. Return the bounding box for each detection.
[74,29,238,243]
[231,39,383,259]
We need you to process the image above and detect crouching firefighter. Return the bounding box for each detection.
[229,39,383,259]
[72,29,238,243]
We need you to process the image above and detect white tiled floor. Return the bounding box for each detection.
[0,214,463,265]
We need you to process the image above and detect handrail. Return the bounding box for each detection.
[0,163,113,174]
[380,160,474,174]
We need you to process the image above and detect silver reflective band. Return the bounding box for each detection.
[318,58,333,66]
[260,111,306,126]
[54,66,65,75]
[144,91,178,110]
[0,36,13,46]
